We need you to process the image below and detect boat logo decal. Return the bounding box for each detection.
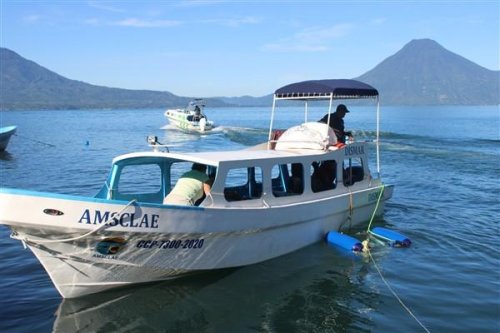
[344,145,365,156]
[43,208,64,216]
[95,237,127,256]
[136,238,204,250]
[78,209,159,229]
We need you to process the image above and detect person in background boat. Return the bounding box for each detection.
[163,163,212,205]
[193,106,202,121]
[319,104,353,143]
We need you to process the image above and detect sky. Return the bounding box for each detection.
[1,0,499,97]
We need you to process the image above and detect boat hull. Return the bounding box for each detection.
[0,185,393,298]
[0,125,17,151]
[165,110,214,133]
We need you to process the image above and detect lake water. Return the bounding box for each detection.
[0,105,499,332]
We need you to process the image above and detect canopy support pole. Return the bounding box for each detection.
[326,93,334,142]
[305,100,308,122]
[376,97,381,175]
[268,95,277,149]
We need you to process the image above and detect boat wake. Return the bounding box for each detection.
[161,123,226,135]
[219,126,268,146]
[161,124,268,147]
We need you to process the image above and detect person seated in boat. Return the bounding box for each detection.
[163,163,212,206]
[311,160,336,192]
[318,104,353,143]
[288,163,304,194]
[193,106,202,121]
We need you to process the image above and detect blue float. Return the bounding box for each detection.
[326,231,363,252]
[370,227,411,248]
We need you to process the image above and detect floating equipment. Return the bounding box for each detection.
[326,231,363,252]
[370,227,411,248]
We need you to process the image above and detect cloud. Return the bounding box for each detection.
[263,23,354,52]
[111,18,182,28]
[264,43,329,52]
[200,16,262,27]
[87,1,126,13]
[224,16,261,27]
[23,15,41,23]
[370,18,386,25]
[84,18,100,26]
[84,15,258,29]
[176,0,230,7]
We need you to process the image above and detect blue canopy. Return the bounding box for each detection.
[274,79,378,99]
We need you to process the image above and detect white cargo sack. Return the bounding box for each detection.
[274,122,337,150]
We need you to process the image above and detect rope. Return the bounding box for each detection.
[366,185,385,233]
[11,199,137,245]
[362,184,431,332]
[13,133,56,147]
[367,249,432,333]
[348,187,353,217]
[342,187,354,231]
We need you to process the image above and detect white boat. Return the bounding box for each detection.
[164,99,214,133]
[0,79,393,298]
[0,125,17,151]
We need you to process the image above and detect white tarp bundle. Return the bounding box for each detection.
[274,122,337,150]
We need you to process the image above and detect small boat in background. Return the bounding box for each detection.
[0,125,17,151]
[164,99,214,133]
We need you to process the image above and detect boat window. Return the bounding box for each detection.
[311,159,337,193]
[343,158,364,186]
[272,163,303,197]
[166,162,215,205]
[224,167,263,201]
[169,161,194,190]
[117,163,162,196]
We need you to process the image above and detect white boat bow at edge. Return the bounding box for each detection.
[0,125,17,151]
[0,79,394,298]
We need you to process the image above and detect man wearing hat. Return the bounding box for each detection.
[318,104,353,143]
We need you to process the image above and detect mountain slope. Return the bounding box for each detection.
[0,48,228,110]
[355,39,499,105]
[1,39,499,110]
